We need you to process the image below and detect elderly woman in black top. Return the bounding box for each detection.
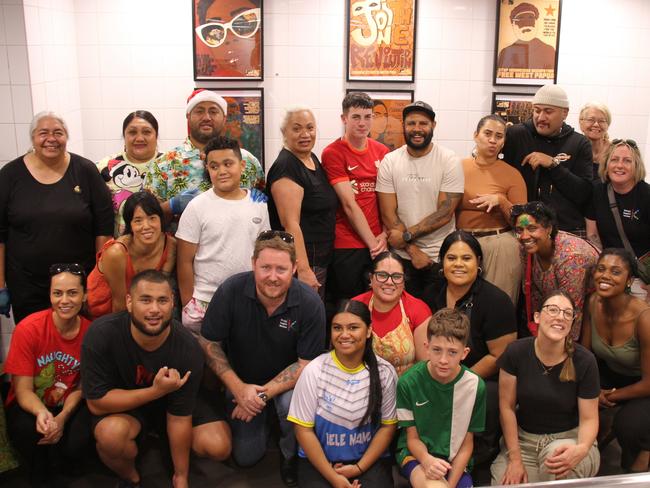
[0,112,113,322]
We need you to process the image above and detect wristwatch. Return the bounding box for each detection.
[257,392,268,403]
[550,156,561,168]
[402,230,413,243]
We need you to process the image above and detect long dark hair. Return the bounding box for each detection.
[335,299,382,428]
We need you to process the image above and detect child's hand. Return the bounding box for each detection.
[422,454,451,480]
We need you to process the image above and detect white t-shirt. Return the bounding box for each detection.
[176,188,269,302]
[376,144,464,261]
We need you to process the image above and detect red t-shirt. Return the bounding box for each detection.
[353,290,432,338]
[4,309,91,408]
[321,138,389,249]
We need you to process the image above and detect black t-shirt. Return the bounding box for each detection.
[0,153,114,278]
[585,180,650,257]
[201,271,326,385]
[266,148,337,245]
[497,337,600,434]
[81,312,203,416]
[423,278,516,374]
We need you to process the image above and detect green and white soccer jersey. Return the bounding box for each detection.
[396,362,486,465]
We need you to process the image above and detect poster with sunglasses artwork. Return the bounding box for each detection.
[208,88,265,168]
[348,89,414,150]
[493,0,562,86]
[192,0,263,80]
[491,92,535,125]
[346,0,417,82]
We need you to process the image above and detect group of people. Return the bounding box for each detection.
[0,82,648,488]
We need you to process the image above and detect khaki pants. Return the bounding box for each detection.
[490,427,600,484]
[477,231,522,305]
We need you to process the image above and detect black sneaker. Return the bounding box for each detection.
[280,456,298,487]
[115,479,141,488]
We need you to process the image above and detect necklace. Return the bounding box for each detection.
[537,358,555,376]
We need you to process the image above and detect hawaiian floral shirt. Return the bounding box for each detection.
[144,137,265,201]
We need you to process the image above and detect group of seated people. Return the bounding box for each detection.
[0,83,648,488]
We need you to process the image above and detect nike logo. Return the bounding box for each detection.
[347,165,359,171]
[416,400,429,407]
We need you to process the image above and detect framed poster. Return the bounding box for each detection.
[346,0,418,82]
[192,0,263,80]
[348,89,414,150]
[493,0,562,86]
[492,92,535,125]
[208,88,265,168]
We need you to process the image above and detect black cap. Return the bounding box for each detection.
[403,101,436,122]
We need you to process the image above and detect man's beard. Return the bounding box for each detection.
[404,129,433,150]
[190,125,220,144]
[131,315,172,337]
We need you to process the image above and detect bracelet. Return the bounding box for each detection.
[355,463,363,474]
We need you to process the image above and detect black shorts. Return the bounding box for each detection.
[327,248,373,300]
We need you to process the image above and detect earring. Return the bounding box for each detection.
[438,268,444,276]
[498,152,504,160]
[477,267,483,274]
[471,147,478,158]
[625,282,632,293]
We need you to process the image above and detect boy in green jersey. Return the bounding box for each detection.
[396,309,486,488]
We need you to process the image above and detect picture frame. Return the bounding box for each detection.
[192,0,264,81]
[346,0,418,82]
[491,92,535,125]
[347,89,414,150]
[207,88,265,169]
[493,0,562,86]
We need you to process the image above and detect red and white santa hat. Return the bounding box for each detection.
[186,88,228,116]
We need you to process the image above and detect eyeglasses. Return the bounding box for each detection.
[510,201,545,219]
[256,230,295,244]
[580,117,608,126]
[541,304,575,321]
[49,263,85,277]
[611,138,638,149]
[372,271,405,284]
[195,8,261,48]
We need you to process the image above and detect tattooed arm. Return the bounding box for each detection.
[409,191,463,239]
[263,358,310,399]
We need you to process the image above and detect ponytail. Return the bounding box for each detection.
[559,335,576,382]
[360,334,383,428]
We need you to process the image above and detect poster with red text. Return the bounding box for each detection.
[347,0,417,82]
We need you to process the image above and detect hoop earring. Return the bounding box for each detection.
[471,147,478,158]
[477,267,483,275]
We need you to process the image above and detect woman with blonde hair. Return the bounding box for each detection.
[579,101,612,180]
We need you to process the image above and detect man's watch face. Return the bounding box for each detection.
[402,231,413,243]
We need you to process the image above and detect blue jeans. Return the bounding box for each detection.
[225,388,296,466]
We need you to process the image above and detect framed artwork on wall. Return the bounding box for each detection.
[491,92,535,125]
[346,0,418,82]
[347,89,414,150]
[493,0,562,86]
[208,88,265,168]
[192,0,263,80]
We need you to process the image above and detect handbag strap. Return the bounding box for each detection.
[525,253,533,326]
[607,184,636,256]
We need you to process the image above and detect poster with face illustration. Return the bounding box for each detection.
[192,0,263,80]
[352,90,413,150]
[347,0,417,82]
[494,0,562,86]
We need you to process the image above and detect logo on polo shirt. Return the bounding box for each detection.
[252,217,262,223]
[278,318,296,331]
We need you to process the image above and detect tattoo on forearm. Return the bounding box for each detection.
[416,192,462,236]
[199,337,232,376]
[272,362,302,385]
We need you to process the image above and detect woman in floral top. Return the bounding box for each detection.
[511,202,598,339]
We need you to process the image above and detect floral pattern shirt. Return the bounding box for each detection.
[525,231,599,340]
[144,137,264,201]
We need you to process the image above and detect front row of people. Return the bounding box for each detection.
[3,234,649,487]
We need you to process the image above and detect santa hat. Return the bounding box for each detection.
[186,89,228,116]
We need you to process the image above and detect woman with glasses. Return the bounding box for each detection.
[4,263,92,485]
[578,102,612,180]
[0,112,114,323]
[585,139,650,301]
[423,230,517,465]
[266,107,338,299]
[288,299,397,487]
[581,248,650,472]
[352,251,430,376]
[511,201,598,339]
[86,191,176,319]
[491,290,600,484]
[457,114,527,304]
[96,111,162,237]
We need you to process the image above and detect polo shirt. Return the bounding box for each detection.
[201,271,326,385]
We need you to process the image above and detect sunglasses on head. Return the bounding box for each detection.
[256,230,295,244]
[611,138,638,149]
[49,263,85,277]
[510,201,545,219]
